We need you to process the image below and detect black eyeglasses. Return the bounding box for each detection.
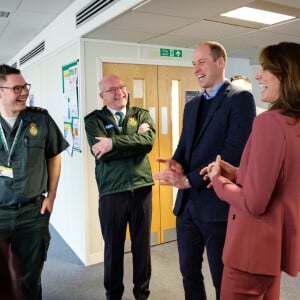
[101,84,126,94]
[0,83,31,94]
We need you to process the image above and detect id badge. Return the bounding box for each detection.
[0,165,13,178]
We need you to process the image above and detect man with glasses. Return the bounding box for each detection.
[0,64,68,299]
[85,74,155,300]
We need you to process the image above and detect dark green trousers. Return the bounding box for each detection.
[0,199,50,300]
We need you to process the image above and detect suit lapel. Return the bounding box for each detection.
[194,81,230,146]
[190,97,202,147]
[184,97,202,166]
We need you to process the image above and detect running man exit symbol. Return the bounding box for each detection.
[160,48,182,57]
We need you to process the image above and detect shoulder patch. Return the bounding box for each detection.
[131,106,149,113]
[27,106,48,114]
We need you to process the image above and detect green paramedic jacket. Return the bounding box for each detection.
[84,106,155,196]
[0,107,69,206]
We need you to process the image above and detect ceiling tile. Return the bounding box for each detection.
[105,11,195,34]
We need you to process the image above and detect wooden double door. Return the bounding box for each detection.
[102,62,199,246]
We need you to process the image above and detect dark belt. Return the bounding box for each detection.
[1,195,45,210]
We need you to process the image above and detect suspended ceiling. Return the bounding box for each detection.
[1,0,300,64]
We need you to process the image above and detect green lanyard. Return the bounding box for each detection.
[0,120,23,167]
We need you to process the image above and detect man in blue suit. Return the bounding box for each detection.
[154,41,256,299]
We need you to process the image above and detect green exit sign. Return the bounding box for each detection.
[160,48,183,58]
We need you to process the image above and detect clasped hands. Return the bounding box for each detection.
[200,155,238,188]
[92,122,150,159]
[154,155,237,189]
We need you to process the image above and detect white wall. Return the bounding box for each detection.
[225,57,252,81]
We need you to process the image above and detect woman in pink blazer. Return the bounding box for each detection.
[201,42,300,299]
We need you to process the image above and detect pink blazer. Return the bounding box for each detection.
[212,110,300,276]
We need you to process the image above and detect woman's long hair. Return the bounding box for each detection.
[259,42,300,119]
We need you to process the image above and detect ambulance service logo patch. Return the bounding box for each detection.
[128,118,137,126]
[29,123,38,136]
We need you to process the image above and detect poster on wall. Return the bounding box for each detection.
[185,90,200,103]
[62,60,81,155]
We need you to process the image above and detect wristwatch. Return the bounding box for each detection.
[184,176,191,188]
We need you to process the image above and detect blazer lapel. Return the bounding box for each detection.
[190,97,202,146]
[184,96,202,164]
[194,82,230,146]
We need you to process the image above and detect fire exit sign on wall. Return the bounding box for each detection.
[160,48,183,57]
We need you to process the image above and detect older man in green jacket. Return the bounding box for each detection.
[84,74,155,300]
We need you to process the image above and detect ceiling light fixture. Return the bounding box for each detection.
[221,7,295,25]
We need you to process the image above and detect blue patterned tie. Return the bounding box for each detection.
[115,111,124,126]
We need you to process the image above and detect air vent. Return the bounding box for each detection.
[76,0,118,27]
[11,62,18,69]
[0,11,10,18]
[19,41,45,65]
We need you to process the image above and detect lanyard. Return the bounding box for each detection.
[0,120,23,167]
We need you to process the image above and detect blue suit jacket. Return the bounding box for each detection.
[173,81,256,221]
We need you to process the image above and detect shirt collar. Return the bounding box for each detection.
[107,106,126,116]
[203,80,227,100]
